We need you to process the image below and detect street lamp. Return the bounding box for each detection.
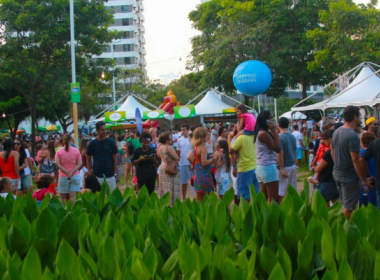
[70,0,79,148]
[111,39,121,110]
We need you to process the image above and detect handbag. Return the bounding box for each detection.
[40,158,56,174]
[164,146,178,176]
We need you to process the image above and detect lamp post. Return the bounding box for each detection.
[70,0,79,147]
[111,39,121,110]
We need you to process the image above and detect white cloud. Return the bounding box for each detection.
[144,0,200,79]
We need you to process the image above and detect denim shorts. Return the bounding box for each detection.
[317,182,339,202]
[11,179,20,192]
[125,157,132,163]
[237,169,259,200]
[256,164,279,184]
[58,175,81,194]
[179,165,192,185]
[20,174,29,190]
[243,129,254,136]
[217,178,230,196]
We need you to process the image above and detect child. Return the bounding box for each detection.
[301,127,309,165]
[215,140,231,199]
[33,175,56,201]
[235,104,256,137]
[81,174,101,194]
[308,131,331,186]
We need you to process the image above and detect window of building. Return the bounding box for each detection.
[122,31,133,39]
[122,18,133,26]
[121,5,132,13]
[124,57,134,65]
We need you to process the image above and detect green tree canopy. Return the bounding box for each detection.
[0,0,118,151]
[188,0,335,102]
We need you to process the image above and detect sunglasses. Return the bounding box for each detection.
[13,143,20,145]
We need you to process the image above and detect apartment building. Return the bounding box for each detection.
[95,0,146,72]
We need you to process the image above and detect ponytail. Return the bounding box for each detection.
[63,134,72,152]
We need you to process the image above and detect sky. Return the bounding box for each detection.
[144,0,372,80]
[144,0,200,80]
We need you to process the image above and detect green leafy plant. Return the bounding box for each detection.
[0,180,378,279]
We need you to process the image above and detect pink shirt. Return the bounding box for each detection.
[55,146,81,177]
[239,113,256,132]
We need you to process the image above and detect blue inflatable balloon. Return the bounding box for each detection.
[233,60,272,96]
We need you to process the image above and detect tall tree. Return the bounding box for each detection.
[188,0,334,102]
[0,0,118,153]
[307,0,380,74]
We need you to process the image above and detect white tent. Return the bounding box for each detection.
[92,95,152,123]
[116,95,151,120]
[195,90,233,115]
[292,64,380,112]
[280,111,306,120]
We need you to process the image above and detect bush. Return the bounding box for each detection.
[0,181,379,279]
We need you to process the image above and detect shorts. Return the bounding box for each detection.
[237,169,259,200]
[243,129,254,136]
[26,174,33,187]
[179,165,192,185]
[217,178,230,195]
[256,164,279,184]
[58,175,81,194]
[278,165,297,196]
[317,182,339,202]
[20,174,30,190]
[96,176,117,192]
[333,175,360,211]
[125,157,132,164]
[296,147,303,160]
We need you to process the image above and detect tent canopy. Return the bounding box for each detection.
[195,90,234,115]
[116,95,151,120]
[93,95,152,123]
[280,111,306,120]
[292,64,380,112]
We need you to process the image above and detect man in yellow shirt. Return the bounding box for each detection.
[230,134,259,203]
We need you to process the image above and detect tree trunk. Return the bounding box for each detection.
[301,78,308,106]
[31,104,37,158]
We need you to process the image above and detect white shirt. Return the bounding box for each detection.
[172,133,179,148]
[307,120,314,129]
[0,193,16,199]
[292,131,303,148]
[177,136,192,166]
[24,149,31,175]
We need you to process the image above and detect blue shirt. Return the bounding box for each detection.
[86,138,118,178]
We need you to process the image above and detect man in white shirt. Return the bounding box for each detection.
[292,124,304,168]
[172,130,179,149]
[176,124,192,201]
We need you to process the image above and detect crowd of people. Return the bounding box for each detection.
[0,105,379,220]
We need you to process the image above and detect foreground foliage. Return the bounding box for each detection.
[0,182,379,279]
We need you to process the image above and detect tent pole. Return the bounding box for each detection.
[94,94,129,118]
[131,93,158,109]
[292,62,365,109]
[186,88,210,105]
[258,95,261,113]
[274,98,277,120]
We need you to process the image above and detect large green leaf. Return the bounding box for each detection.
[276,242,292,280]
[214,200,227,241]
[34,208,58,246]
[337,258,353,280]
[56,239,80,279]
[321,220,334,269]
[311,191,328,221]
[297,234,313,273]
[21,247,42,279]
[58,212,78,244]
[161,250,179,276]
[98,236,117,280]
[7,225,28,257]
[259,246,278,276]
[268,263,286,280]
[178,238,196,276]
[335,223,347,265]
